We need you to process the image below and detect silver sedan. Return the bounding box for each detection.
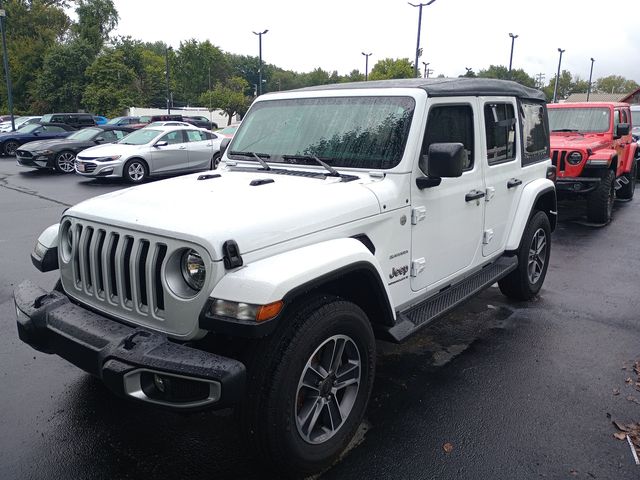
[75,126,223,183]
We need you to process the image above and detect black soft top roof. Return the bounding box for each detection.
[290,78,546,102]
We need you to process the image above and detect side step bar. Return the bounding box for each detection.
[380,255,518,343]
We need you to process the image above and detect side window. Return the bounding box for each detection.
[99,130,117,142]
[520,101,549,165]
[484,103,516,164]
[44,126,64,133]
[52,115,64,123]
[66,116,78,125]
[186,130,206,142]
[158,130,185,145]
[613,110,621,127]
[112,130,128,140]
[80,116,93,125]
[422,104,474,171]
[621,109,628,124]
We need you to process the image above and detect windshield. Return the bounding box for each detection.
[548,107,611,133]
[107,117,123,125]
[67,127,100,141]
[230,96,415,169]
[17,124,40,133]
[41,114,52,123]
[118,128,161,145]
[139,116,151,123]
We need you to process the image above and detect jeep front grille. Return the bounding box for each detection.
[551,150,567,172]
[69,223,167,318]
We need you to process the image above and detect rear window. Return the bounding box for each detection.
[520,101,549,165]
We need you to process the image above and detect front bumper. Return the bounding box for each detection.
[16,153,54,169]
[555,176,601,194]
[75,158,124,177]
[14,280,245,410]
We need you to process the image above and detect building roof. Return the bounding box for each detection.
[290,78,546,101]
[564,92,629,103]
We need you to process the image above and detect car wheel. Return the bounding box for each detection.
[210,152,221,170]
[617,160,637,200]
[586,169,615,223]
[498,210,551,301]
[54,151,76,174]
[240,295,375,477]
[4,140,19,156]
[123,158,148,183]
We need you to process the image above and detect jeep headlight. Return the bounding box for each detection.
[567,151,583,165]
[181,249,206,290]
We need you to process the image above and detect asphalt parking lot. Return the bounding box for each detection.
[1,158,639,479]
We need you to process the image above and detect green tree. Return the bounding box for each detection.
[200,76,251,125]
[368,58,413,80]
[174,39,229,106]
[73,0,119,56]
[542,70,573,101]
[477,65,535,88]
[83,49,136,116]
[596,75,640,94]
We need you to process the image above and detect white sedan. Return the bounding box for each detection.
[75,126,223,183]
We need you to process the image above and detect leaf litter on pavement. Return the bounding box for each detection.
[612,359,640,464]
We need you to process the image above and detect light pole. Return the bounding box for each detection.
[165,46,172,114]
[552,48,565,103]
[362,52,372,81]
[508,33,518,77]
[409,1,436,79]
[587,57,595,102]
[422,61,429,78]
[0,6,14,131]
[253,29,268,96]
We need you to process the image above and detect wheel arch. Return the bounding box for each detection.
[505,179,556,251]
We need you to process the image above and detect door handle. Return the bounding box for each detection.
[465,190,485,202]
[178,146,187,150]
[205,143,212,146]
[507,178,522,189]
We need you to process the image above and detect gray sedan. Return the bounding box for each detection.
[75,126,223,183]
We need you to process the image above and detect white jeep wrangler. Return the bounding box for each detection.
[15,78,556,477]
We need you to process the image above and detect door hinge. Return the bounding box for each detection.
[411,206,426,225]
[411,258,426,277]
[485,187,496,202]
[483,229,494,245]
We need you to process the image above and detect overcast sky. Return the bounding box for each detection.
[111,0,640,84]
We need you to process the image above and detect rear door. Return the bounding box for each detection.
[185,129,213,170]
[149,130,189,173]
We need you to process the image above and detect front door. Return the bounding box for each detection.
[410,98,485,292]
[185,129,213,170]
[150,130,189,173]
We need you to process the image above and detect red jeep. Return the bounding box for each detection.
[548,102,638,223]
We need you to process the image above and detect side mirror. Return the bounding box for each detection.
[615,123,630,138]
[95,137,105,143]
[154,140,168,147]
[219,137,231,156]
[416,143,466,189]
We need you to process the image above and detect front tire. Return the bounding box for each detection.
[210,152,221,170]
[586,169,615,223]
[4,140,19,156]
[54,151,76,173]
[123,158,148,183]
[240,295,375,477]
[617,161,637,200]
[499,210,551,301]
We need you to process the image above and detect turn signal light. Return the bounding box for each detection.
[256,301,284,322]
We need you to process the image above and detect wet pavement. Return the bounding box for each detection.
[1,158,639,479]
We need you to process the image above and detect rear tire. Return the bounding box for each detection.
[123,158,148,183]
[499,210,551,301]
[54,151,76,174]
[210,152,221,170]
[586,169,615,223]
[617,160,637,200]
[239,295,375,477]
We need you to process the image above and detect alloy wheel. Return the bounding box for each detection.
[527,228,547,284]
[57,152,76,173]
[128,162,145,181]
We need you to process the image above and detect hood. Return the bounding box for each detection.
[66,169,382,260]
[549,132,610,151]
[19,139,70,151]
[77,142,142,158]
[0,131,34,140]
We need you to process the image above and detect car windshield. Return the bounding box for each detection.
[548,107,611,133]
[106,117,123,125]
[139,116,151,123]
[17,124,40,133]
[67,128,101,141]
[230,96,415,169]
[41,114,53,123]
[118,128,161,145]
[631,110,640,127]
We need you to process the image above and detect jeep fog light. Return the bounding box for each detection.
[567,151,583,165]
[211,299,283,322]
[181,249,206,290]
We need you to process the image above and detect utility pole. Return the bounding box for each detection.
[253,29,268,96]
[409,1,436,79]
[587,57,595,102]
[0,5,14,131]
[552,48,565,103]
[165,46,172,114]
[362,52,372,81]
[535,72,545,89]
[508,33,518,78]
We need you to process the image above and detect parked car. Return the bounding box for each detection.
[0,116,41,133]
[145,121,193,128]
[217,123,241,138]
[75,125,222,182]
[40,113,96,129]
[93,116,108,125]
[15,78,556,477]
[0,123,75,156]
[548,102,638,222]
[16,126,133,173]
[0,114,12,122]
[106,116,140,127]
[129,114,183,130]
[184,115,218,130]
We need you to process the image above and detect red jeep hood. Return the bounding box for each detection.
[549,132,609,151]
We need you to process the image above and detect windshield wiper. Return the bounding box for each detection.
[229,150,271,170]
[282,154,342,178]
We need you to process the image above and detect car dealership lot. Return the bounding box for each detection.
[1,158,640,479]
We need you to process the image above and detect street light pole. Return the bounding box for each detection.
[508,33,518,77]
[253,29,268,96]
[0,6,15,131]
[361,52,372,81]
[409,1,436,79]
[165,46,172,114]
[587,57,595,102]
[552,48,565,103]
[422,61,429,79]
